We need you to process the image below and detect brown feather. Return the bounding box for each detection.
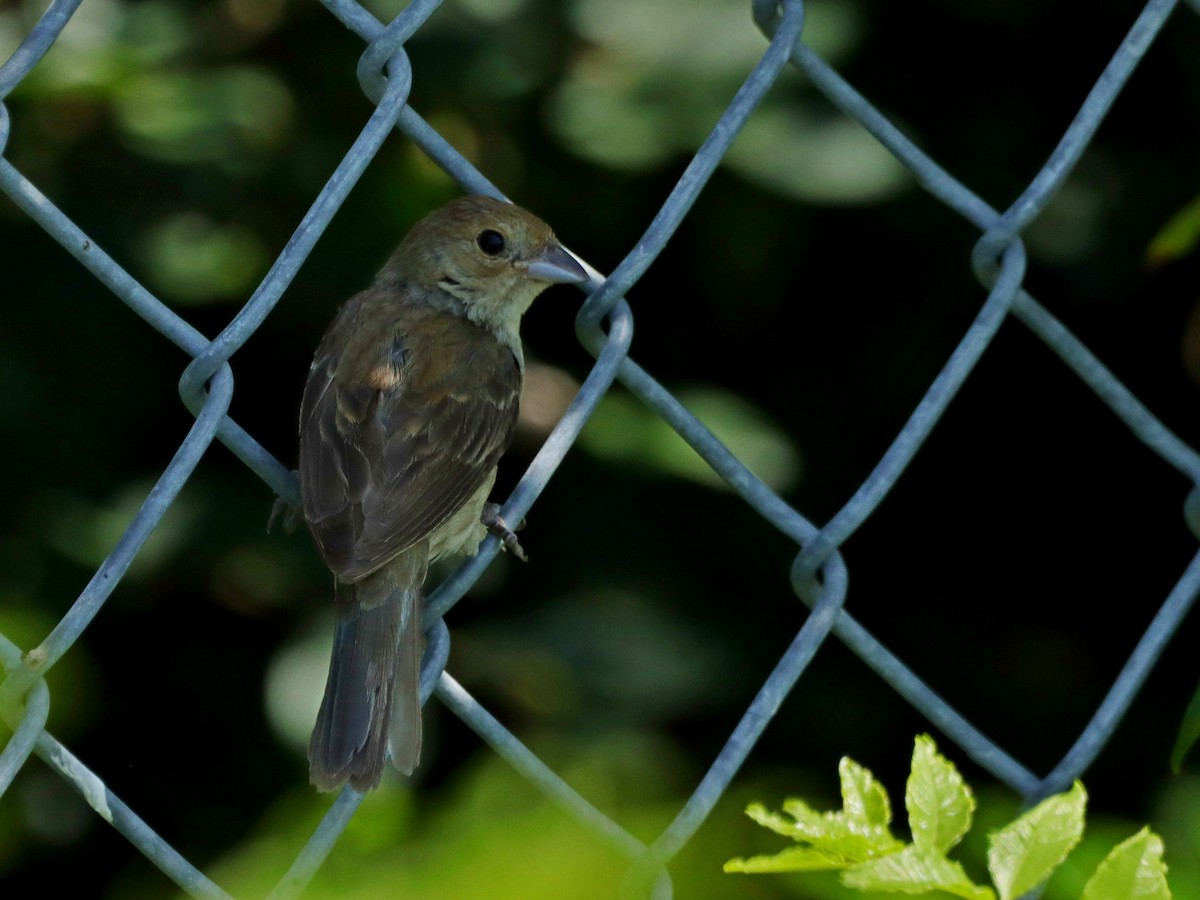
[300,294,520,582]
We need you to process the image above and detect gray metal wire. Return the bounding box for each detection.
[1,0,1198,896]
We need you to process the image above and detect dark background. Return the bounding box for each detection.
[2,0,1200,897]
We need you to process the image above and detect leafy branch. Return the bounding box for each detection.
[725,735,1171,899]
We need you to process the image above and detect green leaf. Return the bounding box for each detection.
[745,802,809,840]
[725,846,855,874]
[780,797,842,838]
[741,757,901,865]
[747,798,900,863]
[746,801,865,855]
[1081,827,1171,900]
[1146,193,1200,266]
[840,755,893,829]
[842,845,995,899]
[1169,679,1200,773]
[906,735,975,854]
[987,782,1087,900]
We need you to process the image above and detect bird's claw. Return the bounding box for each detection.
[268,473,304,534]
[482,502,528,562]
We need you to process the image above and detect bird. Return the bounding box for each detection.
[298,194,588,792]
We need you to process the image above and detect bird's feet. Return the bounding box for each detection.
[268,471,304,534]
[482,503,527,562]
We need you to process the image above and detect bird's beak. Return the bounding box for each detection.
[524,244,589,285]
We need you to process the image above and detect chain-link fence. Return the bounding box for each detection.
[3,0,1200,896]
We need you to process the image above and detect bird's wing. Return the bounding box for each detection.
[299,295,521,582]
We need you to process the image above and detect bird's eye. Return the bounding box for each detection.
[476,229,506,256]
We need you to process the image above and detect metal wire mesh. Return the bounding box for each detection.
[2,0,1199,896]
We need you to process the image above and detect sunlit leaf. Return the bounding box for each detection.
[740,803,884,868]
[1081,827,1171,900]
[778,797,844,839]
[725,845,852,873]
[839,755,893,830]
[907,734,974,854]
[987,782,1086,900]
[748,799,887,858]
[740,757,900,863]
[842,845,995,899]
[745,801,809,840]
[743,763,901,865]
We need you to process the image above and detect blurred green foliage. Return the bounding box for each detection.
[3,0,1200,896]
[1148,193,1200,269]
[548,0,909,202]
[579,386,802,492]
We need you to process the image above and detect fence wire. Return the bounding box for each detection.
[2,0,1199,897]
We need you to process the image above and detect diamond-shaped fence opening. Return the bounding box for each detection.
[2,0,1200,897]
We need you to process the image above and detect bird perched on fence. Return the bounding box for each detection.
[298,195,588,792]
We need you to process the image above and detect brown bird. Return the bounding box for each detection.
[299,195,587,792]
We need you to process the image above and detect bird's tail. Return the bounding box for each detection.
[308,547,427,792]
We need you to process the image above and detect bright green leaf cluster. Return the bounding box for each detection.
[732,757,902,872]
[725,736,1172,900]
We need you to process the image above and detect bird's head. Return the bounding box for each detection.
[382,195,588,350]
